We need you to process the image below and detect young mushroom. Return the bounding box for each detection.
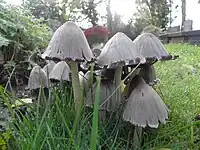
[123,76,168,128]
[43,61,56,75]
[27,65,49,104]
[49,61,70,82]
[42,21,94,110]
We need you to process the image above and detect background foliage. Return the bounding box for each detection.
[0,1,51,85]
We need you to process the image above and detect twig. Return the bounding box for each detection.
[4,67,15,93]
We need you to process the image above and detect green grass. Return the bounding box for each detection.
[143,43,200,149]
[1,43,200,150]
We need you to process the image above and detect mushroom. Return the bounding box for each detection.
[133,32,178,86]
[86,80,116,111]
[42,21,94,110]
[123,76,168,128]
[97,32,145,110]
[133,32,177,61]
[28,65,49,104]
[43,61,56,75]
[85,80,116,121]
[28,65,48,90]
[49,61,70,82]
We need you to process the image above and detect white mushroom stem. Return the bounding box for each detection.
[70,61,82,111]
[114,66,123,107]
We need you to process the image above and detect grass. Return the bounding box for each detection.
[144,43,200,149]
[1,43,200,149]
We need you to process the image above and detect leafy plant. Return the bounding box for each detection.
[0,2,51,86]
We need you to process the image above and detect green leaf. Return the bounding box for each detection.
[0,35,10,47]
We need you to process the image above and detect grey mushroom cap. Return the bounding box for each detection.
[28,66,48,90]
[49,61,71,81]
[123,76,168,128]
[97,32,145,68]
[43,61,56,74]
[85,81,120,112]
[133,33,173,60]
[42,21,94,62]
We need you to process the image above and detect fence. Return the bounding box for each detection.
[160,30,200,45]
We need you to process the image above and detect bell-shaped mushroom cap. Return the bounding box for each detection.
[42,21,94,62]
[28,66,48,90]
[123,76,168,128]
[133,33,175,60]
[85,81,120,111]
[97,32,145,68]
[43,61,56,74]
[49,61,70,81]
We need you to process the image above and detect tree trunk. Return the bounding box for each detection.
[107,0,112,33]
[181,0,186,31]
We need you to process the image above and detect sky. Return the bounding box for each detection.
[5,0,200,30]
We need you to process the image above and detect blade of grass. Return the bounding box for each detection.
[90,77,101,150]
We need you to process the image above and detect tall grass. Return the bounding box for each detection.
[142,44,200,149]
[0,76,126,149]
[1,43,200,149]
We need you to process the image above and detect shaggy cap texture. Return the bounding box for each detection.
[97,32,147,68]
[49,61,71,81]
[133,33,176,60]
[42,21,94,62]
[123,76,168,128]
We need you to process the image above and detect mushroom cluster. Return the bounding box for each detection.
[27,21,178,147]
